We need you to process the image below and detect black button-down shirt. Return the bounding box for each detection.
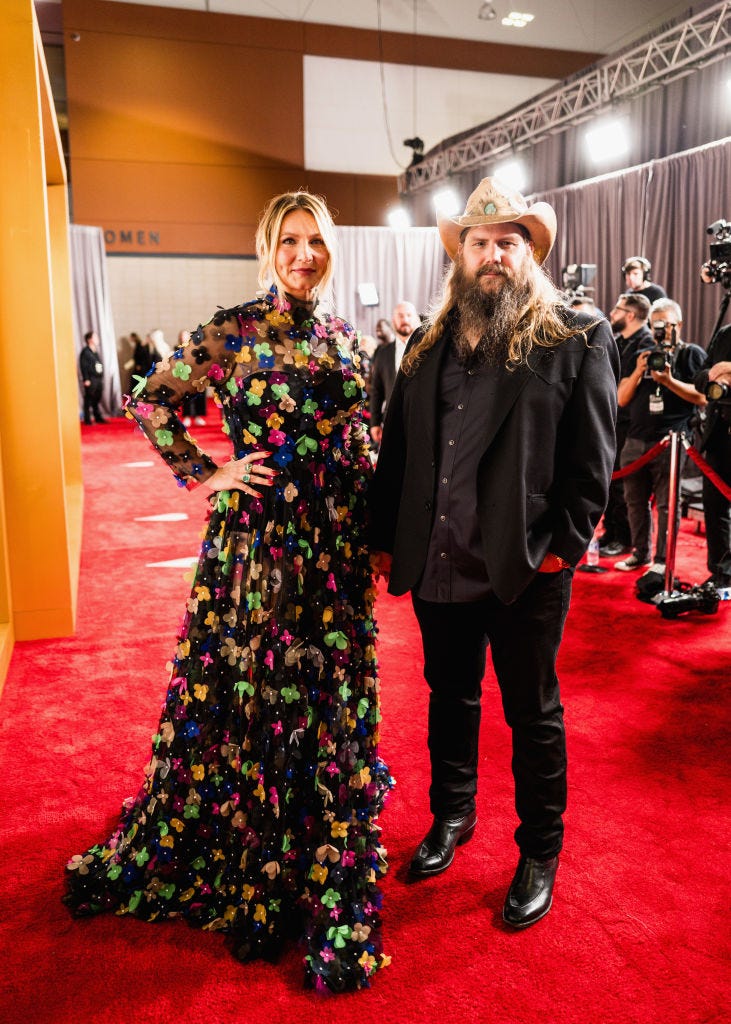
[417,339,502,602]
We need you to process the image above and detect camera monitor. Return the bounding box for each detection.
[561,264,596,290]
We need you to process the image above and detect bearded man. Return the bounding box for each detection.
[369,178,619,928]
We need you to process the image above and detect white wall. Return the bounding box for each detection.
[107,254,259,392]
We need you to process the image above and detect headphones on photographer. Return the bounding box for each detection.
[621,256,652,281]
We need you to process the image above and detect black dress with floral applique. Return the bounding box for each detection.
[63,289,392,992]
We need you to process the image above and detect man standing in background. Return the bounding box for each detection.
[79,330,106,426]
[369,301,421,448]
[598,292,652,557]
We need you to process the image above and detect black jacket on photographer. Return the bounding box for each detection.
[621,333,705,442]
[697,323,731,451]
[616,325,652,430]
[694,323,731,586]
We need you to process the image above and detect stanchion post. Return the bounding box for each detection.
[661,430,681,597]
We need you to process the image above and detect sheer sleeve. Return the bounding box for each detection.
[124,305,249,489]
[342,325,375,473]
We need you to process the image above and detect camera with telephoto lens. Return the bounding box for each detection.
[645,322,676,371]
[705,379,730,402]
[694,367,731,406]
[656,580,720,618]
[700,219,731,287]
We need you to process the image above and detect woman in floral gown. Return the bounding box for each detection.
[64,191,391,992]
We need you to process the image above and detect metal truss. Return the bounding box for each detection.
[400,0,731,193]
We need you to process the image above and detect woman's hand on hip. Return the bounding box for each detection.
[207,452,278,498]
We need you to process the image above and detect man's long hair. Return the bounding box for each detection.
[402,242,588,375]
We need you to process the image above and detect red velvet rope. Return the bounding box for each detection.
[611,438,670,480]
[683,443,731,502]
[609,433,731,502]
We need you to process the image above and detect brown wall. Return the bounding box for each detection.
[63,1,599,255]
[63,1,399,253]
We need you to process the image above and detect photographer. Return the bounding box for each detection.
[614,299,706,574]
[598,292,652,557]
[693,323,731,588]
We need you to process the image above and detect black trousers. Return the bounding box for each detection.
[601,421,631,547]
[412,569,572,860]
[703,437,731,584]
[83,383,104,424]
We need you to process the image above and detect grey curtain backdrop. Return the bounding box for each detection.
[332,226,446,338]
[413,54,731,218]
[534,137,731,348]
[69,224,121,417]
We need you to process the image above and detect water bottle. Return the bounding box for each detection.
[586,533,600,567]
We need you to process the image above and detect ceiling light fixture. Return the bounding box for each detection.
[502,11,535,28]
[478,2,497,20]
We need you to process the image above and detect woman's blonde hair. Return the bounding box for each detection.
[255,190,338,300]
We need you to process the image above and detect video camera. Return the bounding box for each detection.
[561,263,596,301]
[655,579,721,618]
[700,219,731,288]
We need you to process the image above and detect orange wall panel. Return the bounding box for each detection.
[63,0,400,253]
[66,30,304,167]
[72,157,397,255]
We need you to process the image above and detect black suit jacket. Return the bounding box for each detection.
[369,312,620,604]
[700,323,731,451]
[369,342,398,429]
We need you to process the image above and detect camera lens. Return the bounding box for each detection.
[705,380,729,401]
[647,350,667,371]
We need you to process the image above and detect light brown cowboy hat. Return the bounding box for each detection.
[437,177,557,264]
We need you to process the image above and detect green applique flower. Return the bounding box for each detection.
[296,435,318,456]
[321,888,341,909]
[172,361,191,381]
[155,428,174,446]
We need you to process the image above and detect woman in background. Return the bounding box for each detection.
[64,191,391,992]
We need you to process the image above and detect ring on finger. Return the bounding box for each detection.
[241,470,251,484]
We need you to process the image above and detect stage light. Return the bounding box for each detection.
[387,207,412,230]
[584,117,630,164]
[432,188,461,216]
[493,159,527,192]
[403,136,425,167]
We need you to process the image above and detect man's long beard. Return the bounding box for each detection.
[452,259,532,366]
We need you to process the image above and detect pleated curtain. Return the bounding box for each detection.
[69,224,122,417]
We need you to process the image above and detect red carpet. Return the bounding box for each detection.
[0,418,728,1024]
